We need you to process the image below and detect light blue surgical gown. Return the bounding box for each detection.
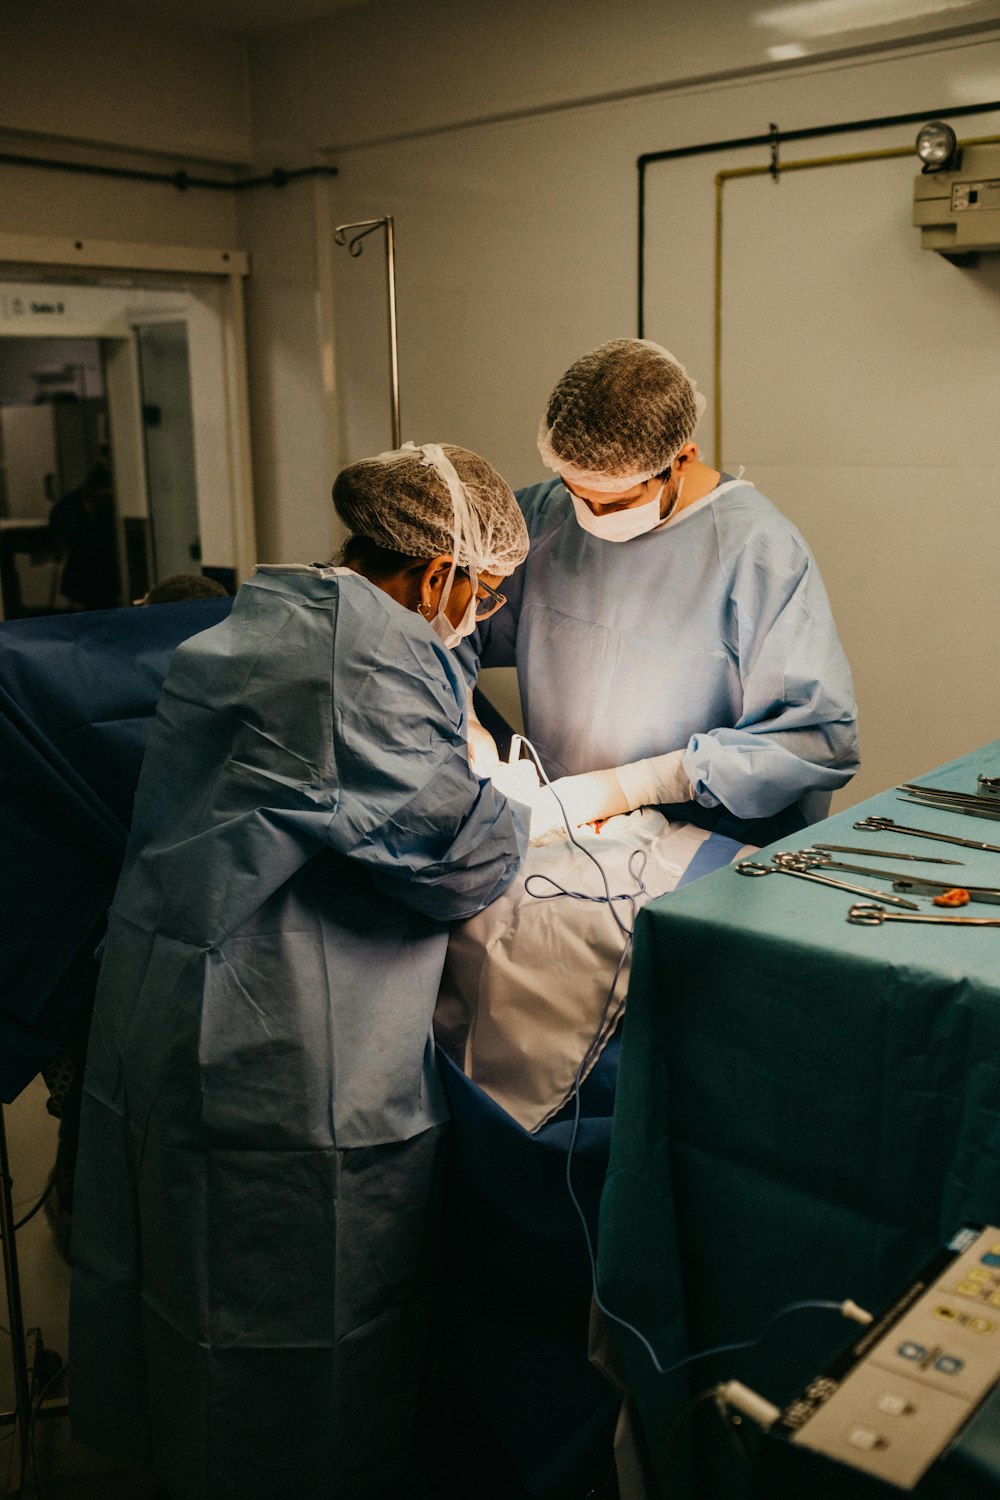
[471,477,859,834]
[70,565,528,1500]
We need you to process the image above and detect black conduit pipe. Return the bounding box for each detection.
[0,154,338,193]
[637,98,1000,335]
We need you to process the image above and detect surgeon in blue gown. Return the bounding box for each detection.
[470,338,859,844]
[70,443,531,1500]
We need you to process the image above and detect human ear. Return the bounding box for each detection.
[417,555,453,616]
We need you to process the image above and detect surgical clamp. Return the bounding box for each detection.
[736,861,921,909]
[811,843,961,865]
[848,903,1000,928]
[853,816,1000,855]
[778,850,1000,907]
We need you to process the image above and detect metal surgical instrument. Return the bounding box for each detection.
[774,850,929,882]
[848,903,1000,928]
[898,792,1000,824]
[811,843,961,865]
[900,782,1000,809]
[779,851,1000,907]
[736,861,921,909]
[853,816,1000,855]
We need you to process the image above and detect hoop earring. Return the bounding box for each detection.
[417,602,429,616]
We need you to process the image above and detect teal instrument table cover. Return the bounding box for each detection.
[597,740,1000,1499]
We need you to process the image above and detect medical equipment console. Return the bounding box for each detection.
[755,1224,1000,1497]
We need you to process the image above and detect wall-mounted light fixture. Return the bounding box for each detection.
[915,120,960,173]
[912,125,1000,265]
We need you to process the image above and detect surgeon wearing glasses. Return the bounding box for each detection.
[69,442,532,1500]
[473,338,859,844]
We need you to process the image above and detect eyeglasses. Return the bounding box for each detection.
[458,569,507,621]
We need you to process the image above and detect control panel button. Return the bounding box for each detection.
[878,1394,914,1417]
[848,1425,887,1452]
[981,1253,1000,1267]
[898,1342,925,1361]
[968,1317,996,1335]
[934,1305,959,1321]
[935,1356,964,1375]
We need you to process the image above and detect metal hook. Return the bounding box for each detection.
[334,217,387,258]
[769,122,781,183]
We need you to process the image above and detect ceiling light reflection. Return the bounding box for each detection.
[756,0,979,39]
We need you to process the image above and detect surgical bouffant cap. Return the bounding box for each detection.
[537,339,707,494]
[333,442,528,576]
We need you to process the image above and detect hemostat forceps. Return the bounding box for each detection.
[779,850,1000,907]
[736,861,921,909]
[811,843,961,865]
[848,903,1000,928]
[854,816,1000,855]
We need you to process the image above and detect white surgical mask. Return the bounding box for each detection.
[430,591,477,649]
[427,560,479,649]
[570,481,666,542]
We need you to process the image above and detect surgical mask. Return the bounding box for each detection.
[430,590,478,649]
[570,482,666,542]
[428,559,480,649]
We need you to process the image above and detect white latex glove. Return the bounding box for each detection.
[531,750,694,837]
[490,761,583,842]
[488,757,542,806]
[616,749,693,811]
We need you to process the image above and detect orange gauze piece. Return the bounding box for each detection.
[933,888,971,908]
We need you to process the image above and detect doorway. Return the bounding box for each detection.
[0,274,255,620]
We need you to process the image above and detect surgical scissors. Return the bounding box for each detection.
[848,903,1000,928]
[853,816,1000,855]
[736,861,921,909]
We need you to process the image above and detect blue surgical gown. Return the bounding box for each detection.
[471,477,859,830]
[70,566,528,1499]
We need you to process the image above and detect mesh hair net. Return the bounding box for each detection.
[537,339,708,495]
[333,443,528,577]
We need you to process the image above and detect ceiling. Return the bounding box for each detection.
[105,0,375,36]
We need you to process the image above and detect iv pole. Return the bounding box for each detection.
[334,217,401,448]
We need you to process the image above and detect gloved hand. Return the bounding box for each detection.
[531,750,694,838]
[488,757,542,806]
[616,749,692,811]
[489,760,582,842]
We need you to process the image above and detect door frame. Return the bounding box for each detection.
[0,232,256,609]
